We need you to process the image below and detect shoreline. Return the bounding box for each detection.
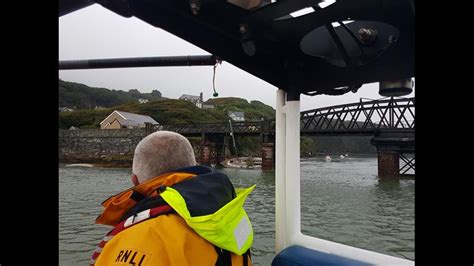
[59,152,378,168]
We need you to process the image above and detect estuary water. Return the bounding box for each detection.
[59,155,414,265]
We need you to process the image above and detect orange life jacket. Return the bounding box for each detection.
[91,166,252,266]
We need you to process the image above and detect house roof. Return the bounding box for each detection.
[100,110,159,125]
[228,111,245,117]
[179,94,201,101]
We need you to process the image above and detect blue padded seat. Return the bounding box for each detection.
[272,245,373,266]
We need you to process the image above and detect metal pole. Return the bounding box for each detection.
[275,89,287,253]
[285,97,301,245]
[228,120,238,158]
[59,55,218,70]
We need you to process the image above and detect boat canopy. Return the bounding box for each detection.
[59,0,414,98]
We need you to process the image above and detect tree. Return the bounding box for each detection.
[301,137,315,156]
[128,89,141,95]
[151,90,162,98]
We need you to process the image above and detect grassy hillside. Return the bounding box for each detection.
[58,81,276,129]
[59,79,164,109]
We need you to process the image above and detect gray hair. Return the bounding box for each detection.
[132,131,196,183]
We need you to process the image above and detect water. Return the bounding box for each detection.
[59,156,414,265]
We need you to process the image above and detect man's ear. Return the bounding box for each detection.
[131,174,140,186]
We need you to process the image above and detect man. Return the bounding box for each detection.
[91,131,254,266]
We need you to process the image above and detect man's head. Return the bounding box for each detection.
[132,131,196,184]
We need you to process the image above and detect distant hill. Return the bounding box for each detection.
[58,81,276,129]
[58,79,164,109]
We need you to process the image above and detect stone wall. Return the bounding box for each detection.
[59,129,147,167]
[59,129,274,168]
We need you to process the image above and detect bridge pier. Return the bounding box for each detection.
[200,143,212,166]
[261,143,274,170]
[377,150,400,179]
[199,134,226,166]
[370,130,415,179]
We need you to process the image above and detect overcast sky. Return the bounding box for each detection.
[59,4,414,111]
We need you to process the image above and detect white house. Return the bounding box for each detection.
[138,98,149,104]
[179,92,203,108]
[100,110,159,129]
[228,111,245,122]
